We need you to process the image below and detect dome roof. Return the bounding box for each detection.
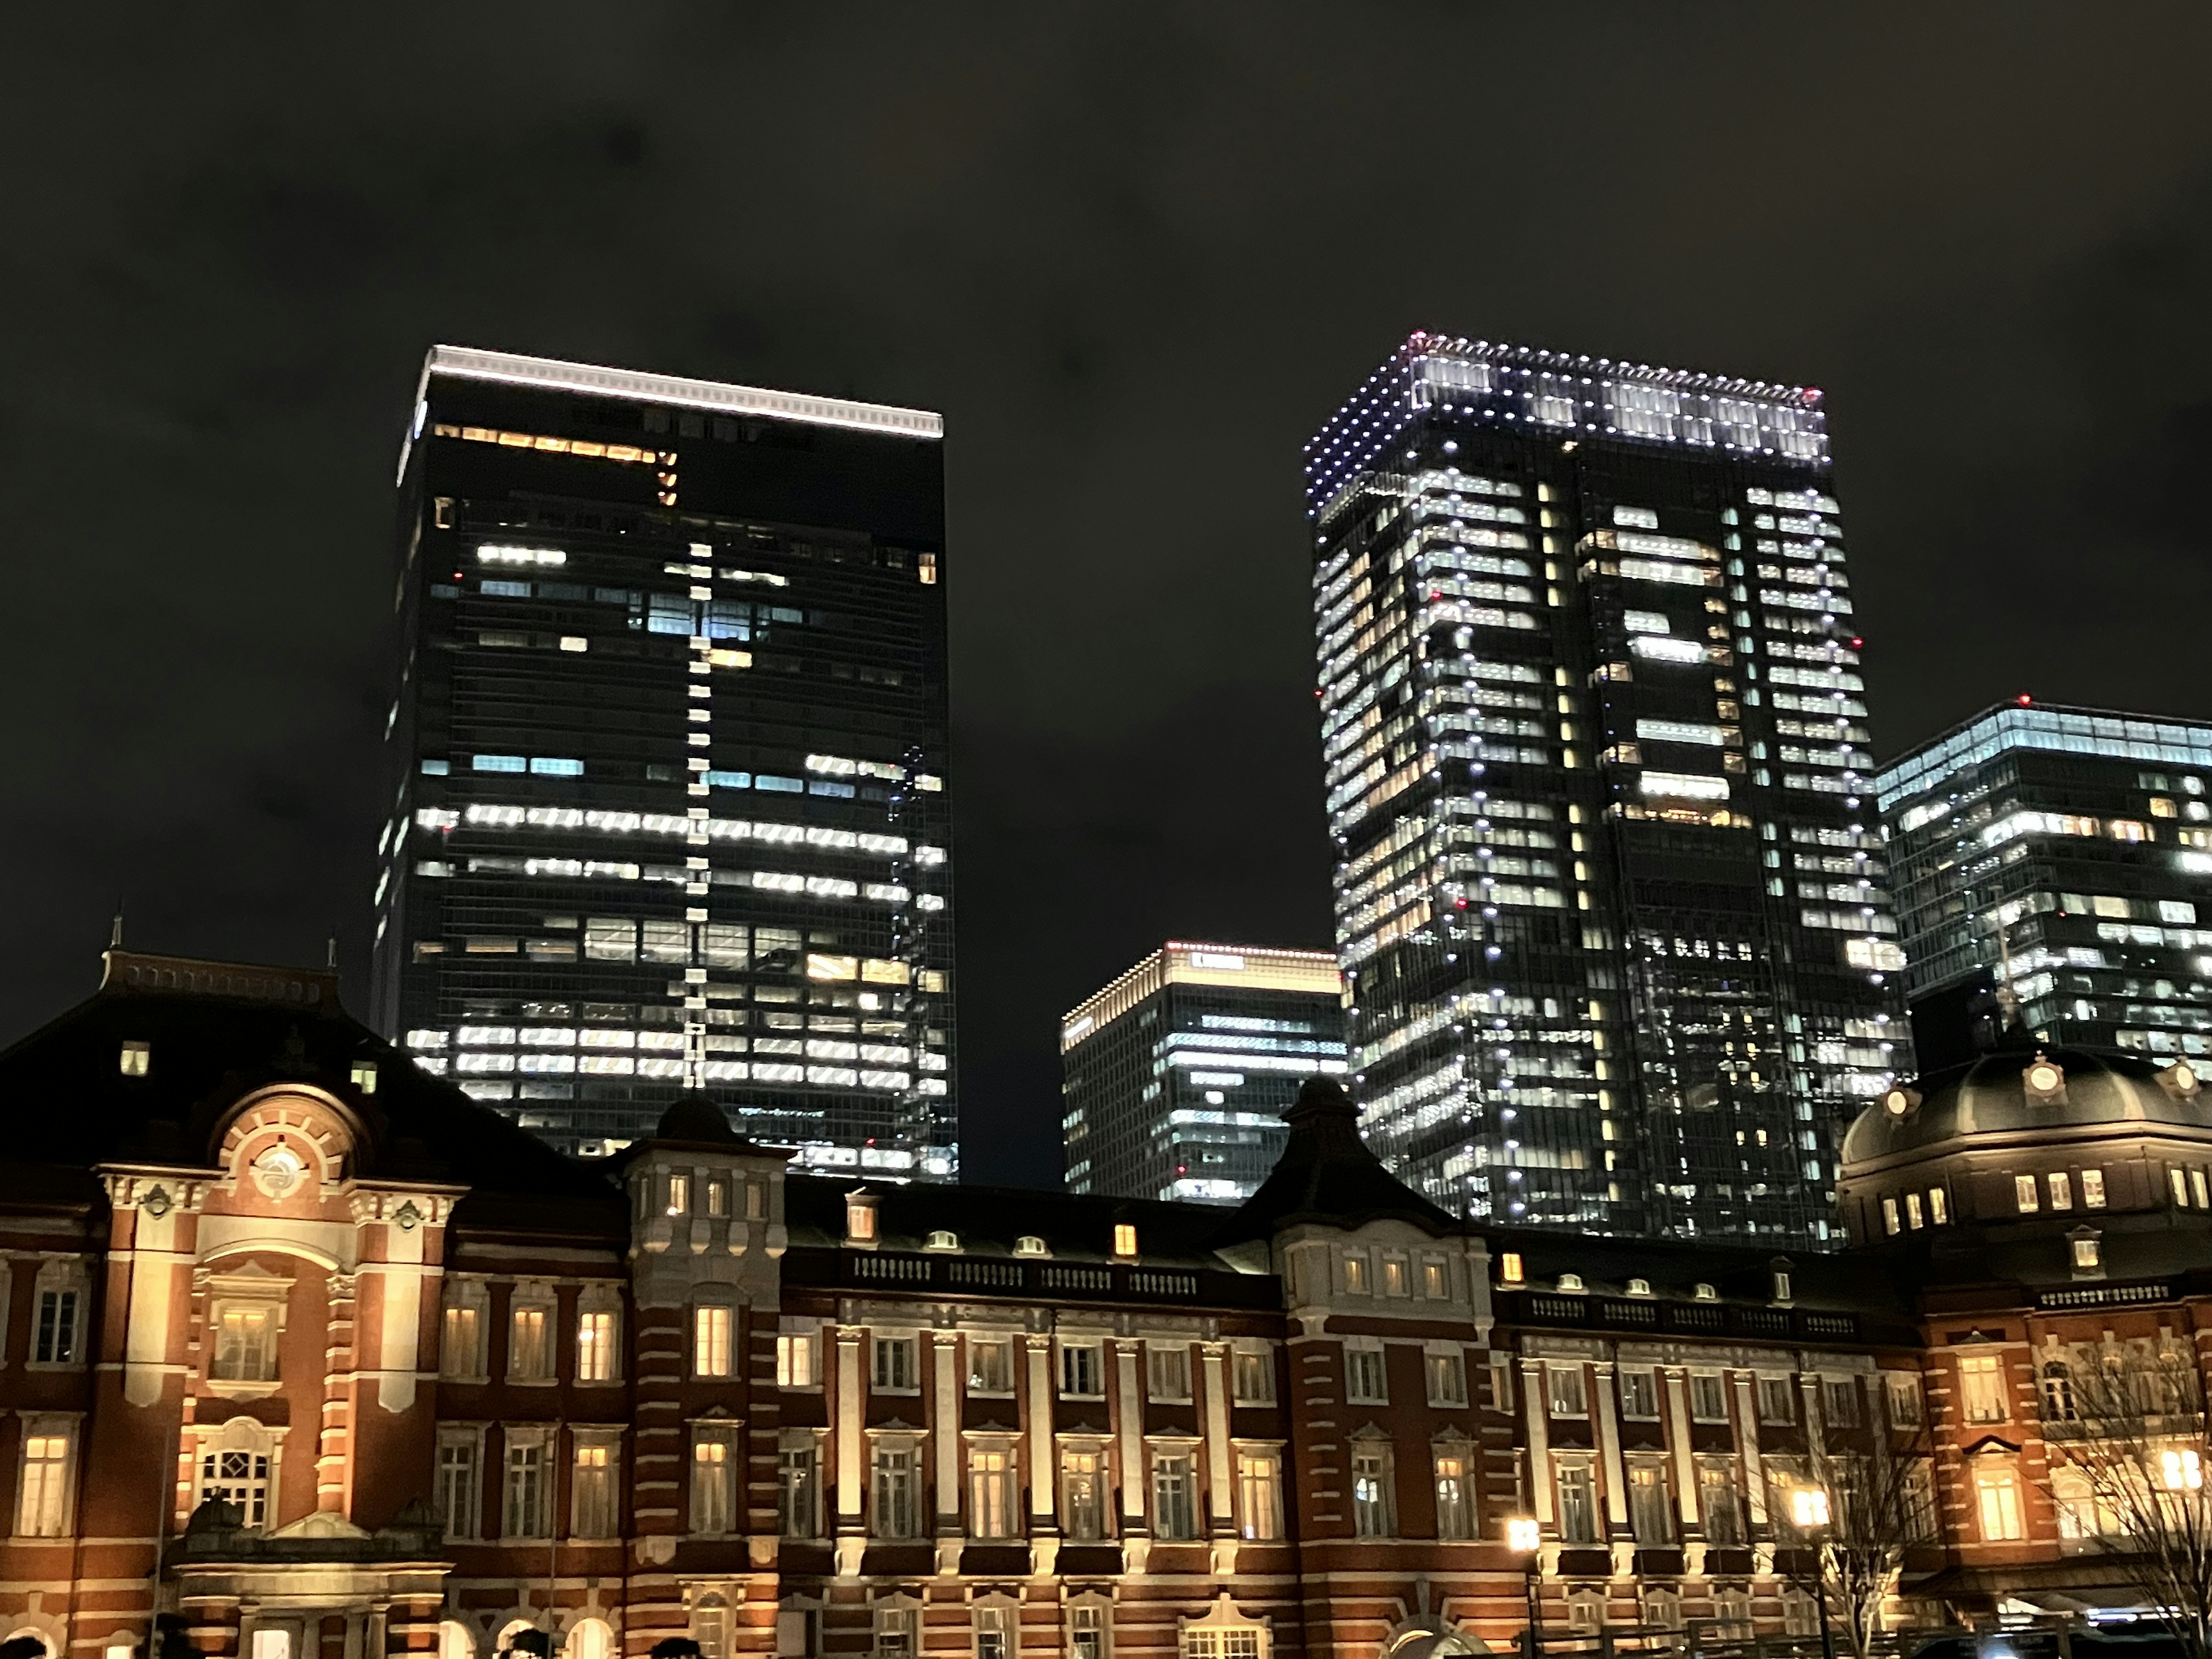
[653,1092,744,1147]
[1840,1045,2212,1169]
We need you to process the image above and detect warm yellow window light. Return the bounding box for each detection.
[1112,1224,1138,1257]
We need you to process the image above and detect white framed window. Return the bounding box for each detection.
[1059,1343,1103,1398]
[1697,1459,1743,1546]
[694,1305,734,1378]
[1627,1461,1673,1543]
[1758,1374,1797,1424]
[873,1335,919,1392]
[777,1435,820,1538]
[1688,1372,1728,1422]
[1546,1363,1588,1417]
[1069,1603,1110,1659]
[1350,1442,1395,1537]
[570,1433,619,1538]
[1151,1450,1199,1540]
[1566,1593,1604,1635]
[441,1280,489,1380]
[967,1337,1014,1394]
[1231,1347,1274,1404]
[1060,1447,1107,1540]
[1236,1449,1283,1540]
[2015,1173,2040,1214]
[210,1302,282,1384]
[195,1418,273,1531]
[873,1602,918,1659]
[502,1433,550,1538]
[1959,1353,2009,1423]
[1344,1345,1388,1404]
[1433,1450,1472,1540]
[1179,1605,1267,1659]
[1425,1349,1468,1407]
[1555,1457,1598,1544]
[435,1428,481,1539]
[968,1445,1018,1539]
[1617,1366,1660,1419]
[872,1443,920,1537]
[1380,1255,1410,1297]
[1885,1370,1924,1427]
[1420,1256,1449,1299]
[1146,1344,1192,1402]
[1824,1377,1861,1427]
[692,1427,738,1535]
[1975,1461,2025,1540]
[973,1604,1015,1659]
[507,1287,555,1382]
[2049,1171,2073,1211]
[777,1330,819,1388]
[31,1264,86,1368]
[1342,1252,1370,1295]
[17,1419,75,1536]
[574,1296,619,1384]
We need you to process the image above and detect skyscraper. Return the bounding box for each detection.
[1306,332,1906,1245]
[372,347,956,1176]
[1059,942,1346,1203]
[1881,700,2212,1060]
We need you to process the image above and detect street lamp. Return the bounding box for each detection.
[1790,1487,1838,1659]
[1506,1517,1543,1658]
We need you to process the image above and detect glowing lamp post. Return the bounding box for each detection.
[1790,1487,1837,1659]
[1506,1517,1544,1657]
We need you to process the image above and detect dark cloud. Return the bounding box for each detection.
[3,5,2211,1184]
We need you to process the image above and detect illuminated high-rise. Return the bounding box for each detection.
[371,347,956,1175]
[1060,942,1347,1203]
[1306,332,1907,1245]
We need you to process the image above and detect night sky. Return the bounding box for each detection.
[8,9,2212,1187]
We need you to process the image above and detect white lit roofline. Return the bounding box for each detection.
[423,344,942,438]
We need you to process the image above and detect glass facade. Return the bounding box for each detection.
[1306,332,1907,1245]
[370,347,956,1175]
[1060,943,1346,1203]
[1879,701,2212,1056]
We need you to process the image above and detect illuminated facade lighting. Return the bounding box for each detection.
[371,347,956,1174]
[1060,942,1347,1205]
[1307,332,1906,1247]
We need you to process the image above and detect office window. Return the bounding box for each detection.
[509,1297,552,1381]
[974,1607,1013,1659]
[504,1438,549,1538]
[571,1438,618,1538]
[1350,1446,1395,1537]
[969,1448,1017,1539]
[967,1338,1013,1394]
[873,1445,919,1537]
[1628,1463,1673,1543]
[777,1332,818,1387]
[1688,1372,1729,1422]
[1698,1461,1743,1546]
[210,1305,280,1383]
[1618,1367,1660,1419]
[1147,1345,1192,1402]
[1345,1347,1388,1404]
[1059,1343,1103,1397]
[435,1433,479,1539]
[16,1426,71,1536]
[1152,1452,1199,1540]
[692,1431,737,1535]
[1759,1376,1797,1424]
[1232,1348,1275,1404]
[1547,1363,1588,1416]
[1975,1463,2025,1540]
[1433,1453,1472,1540]
[575,1308,618,1383]
[1062,1449,1106,1540]
[873,1335,918,1391]
[778,1442,820,1538]
[1237,1452,1283,1541]
[1425,1350,1468,1407]
[1959,1354,2008,1423]
[694,1306,734,1378]
[1555,1460,1598,1543]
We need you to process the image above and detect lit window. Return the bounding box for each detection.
[575,1309,617,1382]
[1112,1223,1138,1257]
[571,1438,617,1538]
[119,1040,150,1077]
[1380,1256,1409,1296]
[974,1607,1013,1659]
[1343,1253,1369,1294]
[348,1060,378,1093]
[2173,1167,2192,1207]
[18,1427,72,1536]
[1070,1606,1108,1659]
[1237,1452,1283,1540]
[507,1299,552,1381]
[1232,1347,1275,1404]
[667,1175,691,1216]
[1881,1197,1900,1235]
[965,1338,1012,1394]
[694,1306,733,1378]
[778,1441,820,1537]
[2073,1234,2101,1271]
[2083,1169,2107,1209]
[1426,1351,1468,1407]
[1959,1354,2008,1423]
[692,1433,736,1535]
[1975,1463,2025,1540]
[777,1333,819,1388]
[1062,1449,1106,1540]
[1498,1252,1524,1283]
[1546,1363,1588,1417]
[1905,1192,1924,1229]
[1350,1446,1395,1537]
[2048,1171,2073,1211]
[2014,1174,2040,1213]
[846,1194,878,1242]
[1929,1187,1949,1225]
[210,1305,280,1383]
[1433,1453,1472,1539]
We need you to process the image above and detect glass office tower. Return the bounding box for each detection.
[371,347,956,1175]
[1060,942,1346,1203]
[1881,700,2212,1058]
[1306,332,1907,1245]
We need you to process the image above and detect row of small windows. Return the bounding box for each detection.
[1530,1361,1923,1430]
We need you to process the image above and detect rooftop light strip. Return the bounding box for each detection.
[1876,703,2212,810]
[422,345,944,440]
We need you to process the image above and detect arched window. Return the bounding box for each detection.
[198,1418,275,1529]
[565,1619,613,1659]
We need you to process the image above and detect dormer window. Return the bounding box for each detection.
[349,1060,378,1094]
[845,1191,878,1244]
[925,1230,959,1252]
[2071,1229,2103,1274]
[1112,1224,1138,1259]
[1014,1235,1048,1257]
[1626,1278,1652,1297]
[2014,1175,2040,1214]
[1556,1274,1585,1294]
[120,1040,150,1077]
[1498,1252,1525,1284]
[1693,1283,1718,1301]
[1771,1268,1793,1304]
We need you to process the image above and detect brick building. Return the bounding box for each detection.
[0,950,2205,1659]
